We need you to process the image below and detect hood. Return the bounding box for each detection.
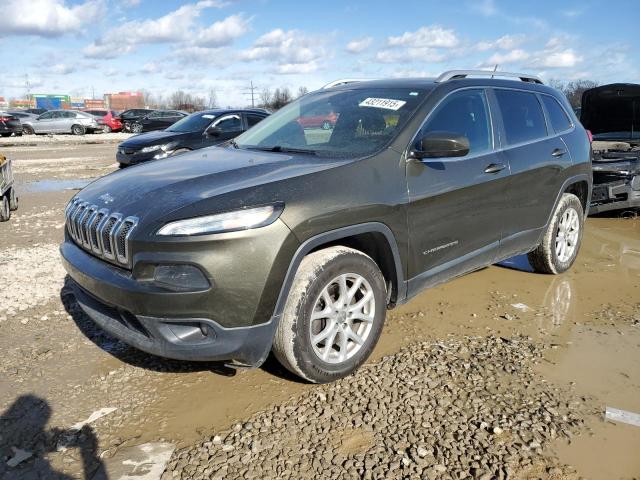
[581,83,640,142]
[120,130,191,147]
[74,146,345,228]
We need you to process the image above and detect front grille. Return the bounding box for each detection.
[65,198,138,268]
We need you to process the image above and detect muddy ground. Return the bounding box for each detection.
[0,142,638,479]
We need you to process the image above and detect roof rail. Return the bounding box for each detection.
[321,78,372,89]
[435,70,544,84]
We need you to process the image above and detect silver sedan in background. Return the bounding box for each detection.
[21,110,101,135]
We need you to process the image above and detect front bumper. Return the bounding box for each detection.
[116,150,156,165]
[60,218,299,365]
[590,155,640,214]
[70,280,277,365]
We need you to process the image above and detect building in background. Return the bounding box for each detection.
[31,94,71,110]
[71,97,85,109]
[85,99,106,109]
[9,99,34,109]
[104,91,144,111]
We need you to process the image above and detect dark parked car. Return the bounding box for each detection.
[116,109,269,167]
[129,110,188,133]
[0,112,23,137]
[118,109,155,132]
[61,71,591,383]
[8,111,39,122]
[580,83,640,214]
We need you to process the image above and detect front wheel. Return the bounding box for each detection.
[71,124,85,136]
[22,125,34,135]
[528,193,584,274]
[131,123,143,134]
[272,246,387,383]
[0,195,10,222]
[103,125,112,133]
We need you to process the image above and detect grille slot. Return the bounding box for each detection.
[64,198,138,267]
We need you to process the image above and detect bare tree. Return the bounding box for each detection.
[259,88,272,109]
[271,87,293,110]
[296,86,309,98]
[207,89,218,109]
[167,91,206,112]
[549,79,599,109]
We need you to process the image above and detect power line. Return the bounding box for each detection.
[242,80,258,107]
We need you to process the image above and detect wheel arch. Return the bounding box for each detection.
[272,223,406,321]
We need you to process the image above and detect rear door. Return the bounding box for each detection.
[406,88,509,293]
[492,88,572,256]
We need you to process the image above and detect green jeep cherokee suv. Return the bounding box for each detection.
[61,71,592,383]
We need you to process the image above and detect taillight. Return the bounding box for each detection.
[586,130,593,143]
[0,116,11,122]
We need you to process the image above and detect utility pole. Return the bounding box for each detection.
[242,80,257,107]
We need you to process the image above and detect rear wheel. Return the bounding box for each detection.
[22,125,34,135]
[272,246,387,383]
[71,124,85,136]
[1,133,10,137]
[9,188,18,211]
[528,193,584,274]
[0,195,10,222]
[103,125,112,133]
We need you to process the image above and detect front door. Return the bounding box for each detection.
[406,88,509,294]
[204,114,243,146]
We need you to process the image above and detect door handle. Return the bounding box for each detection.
[552,148,567,157]
[484,163,507,174]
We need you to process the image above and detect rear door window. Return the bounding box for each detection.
[540,95,572,133]
[495,89,547,145]
[246,114,265,128]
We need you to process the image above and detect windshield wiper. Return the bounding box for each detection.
[247,145,318,155]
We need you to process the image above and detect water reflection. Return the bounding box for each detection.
[542,276,575,329]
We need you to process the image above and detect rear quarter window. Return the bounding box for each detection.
[541,95,572,133]
[495,89,547,145]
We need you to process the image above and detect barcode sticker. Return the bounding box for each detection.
[359,98,407,111]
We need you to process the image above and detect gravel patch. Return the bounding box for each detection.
[0,244,66,319]
[165,335,592,480]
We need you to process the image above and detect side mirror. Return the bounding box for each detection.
[412,131,470,159]
[206,126,222,137]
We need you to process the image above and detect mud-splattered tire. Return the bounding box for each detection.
[272,246,387,383]
[71,124,85,136]
[0,195,10,222]
[9,187,18,211]
[22,125,34,135]
[528,193,584,274]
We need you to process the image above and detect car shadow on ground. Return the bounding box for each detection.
[59,276,306,384]
[0,394,107,479]
[497,254,534,273]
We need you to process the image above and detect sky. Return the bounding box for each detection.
[0,0,638,107]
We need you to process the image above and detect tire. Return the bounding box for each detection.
[272,246,387,383]
[1,133,10,137]
[131,123,143,134]
[528,193,584,274]
[103,125,112,133]
[71,124,85,136]
[22,125,34,135]
[9,188,18,211]
[0,195,10,222]
[118,163,127,169]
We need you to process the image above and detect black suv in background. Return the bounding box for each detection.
[116,108,269,167]
[118,109,154,132]
[580,83,640,214]
[130,110,188,133]
[61,71,592,383]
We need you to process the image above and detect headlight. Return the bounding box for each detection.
[157,205,282,236]
[141,144,162,153]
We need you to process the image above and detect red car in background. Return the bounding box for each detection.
[83,109,122,133]
[297,106,338,130]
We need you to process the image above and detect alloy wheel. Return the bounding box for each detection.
[555,207,580,262]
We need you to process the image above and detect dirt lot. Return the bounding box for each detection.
[0,142,639,479]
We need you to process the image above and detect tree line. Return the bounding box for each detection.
[548,79,599,109]
[140,85,309,112]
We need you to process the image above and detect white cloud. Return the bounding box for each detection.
[534,49,583,68]
[0,0,105,37]
[375,47,446,64]
[470,0,498,17]
[51,63,77,75]
[195,14,251,47]
[387,26,459,49]
[476,34,526,52]
[346,37,373,54]
[240,29,326,73]
[83,0,226,58]
[486,48,530,65]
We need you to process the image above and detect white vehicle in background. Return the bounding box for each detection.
[21,110,101,135]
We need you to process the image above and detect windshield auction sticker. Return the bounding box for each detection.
[359,98,407,111]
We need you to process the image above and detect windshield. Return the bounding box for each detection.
[234,87,429,158]
[167,112,217,133]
